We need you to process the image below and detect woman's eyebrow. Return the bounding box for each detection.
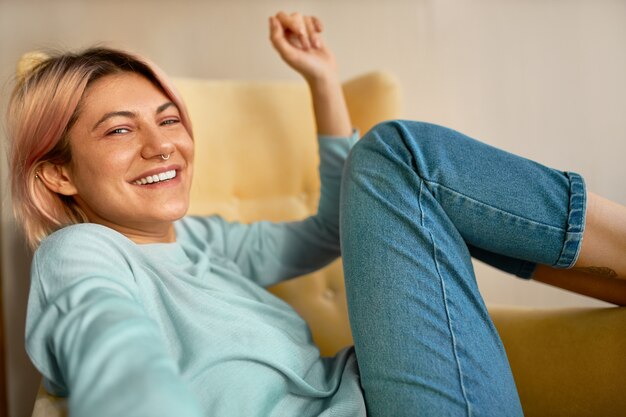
[157,101,176,114]
[92,102,176,131]
[92,110,135,131]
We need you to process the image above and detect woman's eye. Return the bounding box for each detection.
[161,118,180,126]
[107,127,130,135]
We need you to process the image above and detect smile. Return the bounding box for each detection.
[133,169,177,185]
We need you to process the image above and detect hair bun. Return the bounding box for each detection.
[16,51,50,83]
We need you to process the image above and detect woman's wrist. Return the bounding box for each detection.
[308,75,352,137]
[304,68,340,91]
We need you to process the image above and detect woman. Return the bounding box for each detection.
[8,11,626,417]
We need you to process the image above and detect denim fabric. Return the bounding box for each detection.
[339,120,586,417]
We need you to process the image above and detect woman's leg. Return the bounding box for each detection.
[531,191,626,305]
[574,192,626,276]
[339,120,586,417]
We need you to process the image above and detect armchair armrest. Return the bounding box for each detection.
[490,306,626,417]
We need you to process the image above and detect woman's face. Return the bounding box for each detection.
[62,72,194,242]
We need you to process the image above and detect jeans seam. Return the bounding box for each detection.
[423,179,564,232]
[420,181,472,416]
[430,230,472,417]
[418,181,425,227]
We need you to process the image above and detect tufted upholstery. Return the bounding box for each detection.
[30,72,626,417]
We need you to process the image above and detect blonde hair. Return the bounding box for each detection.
[7,47,193,249]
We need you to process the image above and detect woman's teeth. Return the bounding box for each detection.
[133,169,177,185]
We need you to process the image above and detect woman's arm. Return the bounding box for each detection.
[27,226,204,416]
[187,13,357,287]
[188,131,358,288]
[269,11,352,137]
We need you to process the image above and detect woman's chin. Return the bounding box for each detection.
[158,208,187,223]
[158,204,189,223]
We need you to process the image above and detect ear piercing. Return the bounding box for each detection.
[161,154,170,160]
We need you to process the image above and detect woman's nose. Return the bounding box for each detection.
[140,126,176,160]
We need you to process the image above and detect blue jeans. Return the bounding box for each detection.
[339,120,586,417]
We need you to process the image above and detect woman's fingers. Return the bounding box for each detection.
[273,11,323,51]
[311,16,323,33]
[276,11,309,50]
[268,15,301,63]
[269,16,282,41]
[269,16,291,58]
[305,16,322,49]
[269,12,336,82]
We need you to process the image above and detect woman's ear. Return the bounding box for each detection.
[37,162,78,196]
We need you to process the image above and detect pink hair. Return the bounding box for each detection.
[7,47,193,249]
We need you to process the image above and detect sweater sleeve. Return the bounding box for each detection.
[25,225,204,417]
[182,132,359,287]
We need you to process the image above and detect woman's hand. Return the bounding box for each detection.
[269,11,338,84]
[269,11,352,137]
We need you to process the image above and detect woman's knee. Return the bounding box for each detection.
[358,119,443,155]
[347,120,432,172]
[350,120,408,160]
[362,119,415,146]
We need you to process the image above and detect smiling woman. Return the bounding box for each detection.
[8,48,193,248]
[7,13,366,417]
[6,10,626,417]
[36,72,194,244]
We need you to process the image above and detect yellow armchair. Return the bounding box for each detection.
[31,72,626,417]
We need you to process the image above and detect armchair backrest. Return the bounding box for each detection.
[175,72,401,355]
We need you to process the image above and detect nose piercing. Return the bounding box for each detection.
[160,154,170,160]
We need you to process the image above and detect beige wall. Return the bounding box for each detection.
[1,1,625,416]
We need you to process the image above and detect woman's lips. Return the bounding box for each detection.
[130,164,181,184]
[133,169,177,185]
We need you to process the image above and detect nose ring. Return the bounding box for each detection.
[160,154,170,160]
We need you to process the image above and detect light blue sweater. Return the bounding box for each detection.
[26,133,366,416]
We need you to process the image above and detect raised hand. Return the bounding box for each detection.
[269,11,338,84]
